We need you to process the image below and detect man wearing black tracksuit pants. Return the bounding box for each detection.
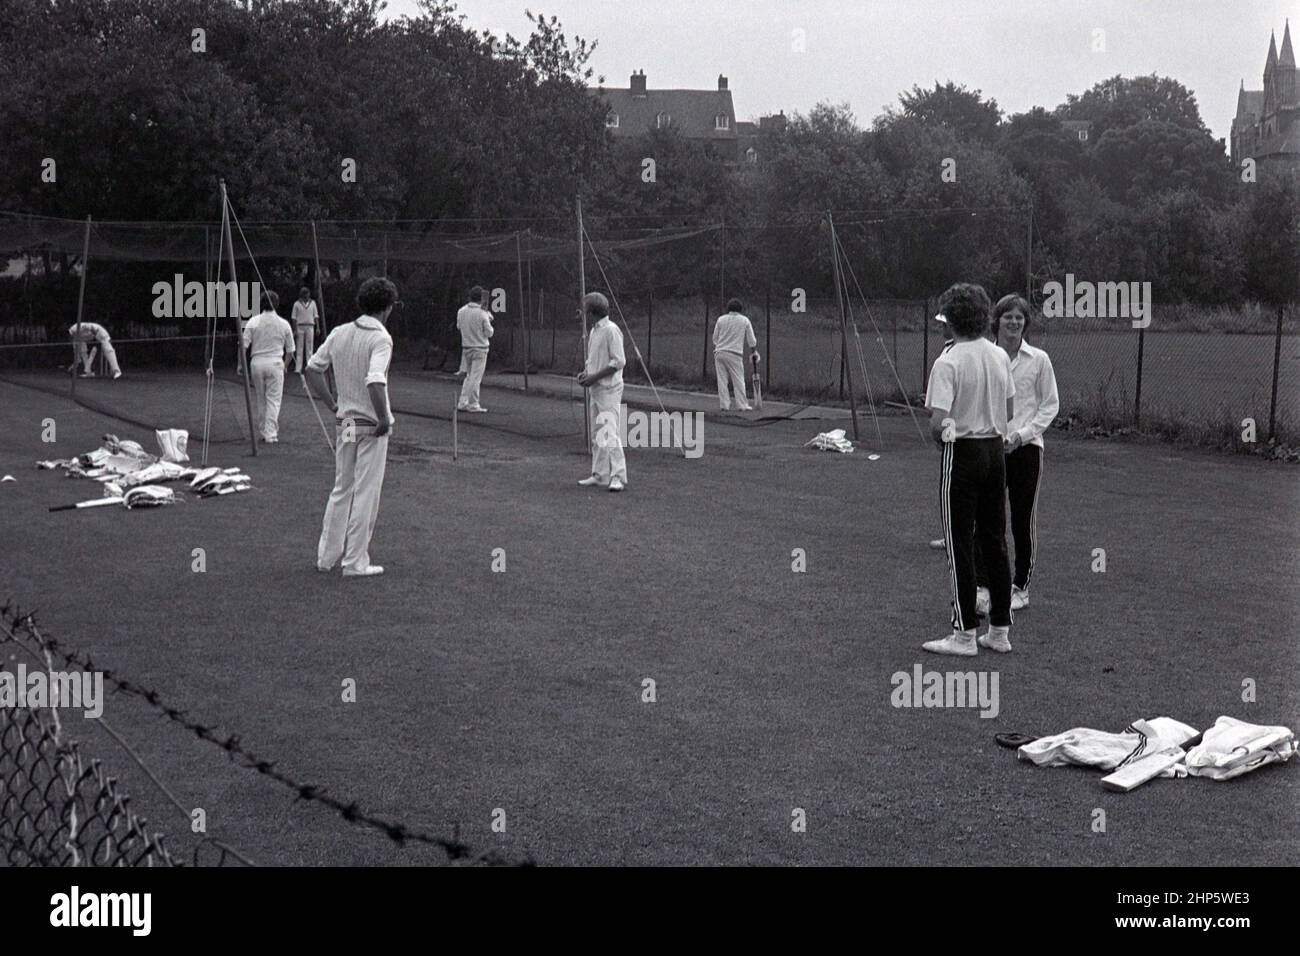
[975,294,1060,613]
[923,283,1016,657]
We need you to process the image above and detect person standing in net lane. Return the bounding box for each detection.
[456,286,494,413]
[242,290,296,443]
[305,277,398,578]
[291,287,320,374]
[712,297,760,411]
[576,292,627,493]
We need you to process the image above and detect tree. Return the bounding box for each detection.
[891,81,1003,144]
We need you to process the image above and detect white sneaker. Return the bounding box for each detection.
[978,626,1013,653]
[112,371,122,380]
[608,478,625,492]
[467,405,487,413]
[922,632,978,656]
[737,404,753,411]
[316,563,333,573]
[578,475,607,487]
[342,565,385,577]
[928,538,946,551]
[1011,587,1030,611]
[975,587,991,616]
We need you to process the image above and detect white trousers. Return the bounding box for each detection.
[294,325,316,372]
[318,425,389,572]
[75,337,121,376]
[714,350,749,409]
[589,384,627,482]
[458,348,487,408]
[249,356,285,440]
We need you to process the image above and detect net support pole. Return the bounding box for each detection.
[71,215,91,394]
[221,179,259,457]
[311,221,327,335]
[516,230,529,392]
[828,213,860,441]
[578,195,589,443]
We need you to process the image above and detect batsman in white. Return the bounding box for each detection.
[576,291,627,492]
[68,321,121,379]
[712,297,759,411]
[455,285,494,413]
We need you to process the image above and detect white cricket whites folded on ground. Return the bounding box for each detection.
[1185,717,1297,781]
[1010,715,1296,791]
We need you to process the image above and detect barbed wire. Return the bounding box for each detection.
[1,602,530,866]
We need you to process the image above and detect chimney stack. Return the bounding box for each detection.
[718,74,728,91]
[630,69,647,96]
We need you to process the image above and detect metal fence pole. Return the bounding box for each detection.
[921,298,930,394]
[701,294,710,382]
[1269,304,1284,440]
[1134,325,1146,426]
[765,285,771,390]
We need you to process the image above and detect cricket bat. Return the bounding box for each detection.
[49,496,124,512]
[751,353,762,410]
[1101,721,1203,792]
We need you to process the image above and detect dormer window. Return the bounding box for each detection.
[606,112,619,128]
[715,113,730,130]
[656,112,672,129]
[745,147,758,163]
[1077,128,1088,142]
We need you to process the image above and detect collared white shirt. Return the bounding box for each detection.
[713,312,757,354]
[584,317,626,389]
[1005,340,1059,448]
[456,304,494,350]
[242,310,295,361]
[291,299,319,327]
[307,315,395,425]
[69,322,110,342]
[925,337,1016,439]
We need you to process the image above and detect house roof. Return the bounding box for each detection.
[1059,120,1092,131]
[596,87,737,139]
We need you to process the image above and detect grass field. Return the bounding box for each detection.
[1,368,1298,866]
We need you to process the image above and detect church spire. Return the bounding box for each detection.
[1281,20,1295,68]
[1266,30,1278,73]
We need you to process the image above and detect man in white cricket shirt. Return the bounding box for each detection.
[305,277,397,578]
[291,287,320,373]
[576,292,627,492]
[456,286,494,413]
[68,322,122,379]
[242,291,296,442]
[712,297,760,411]
[923,283,1016,656]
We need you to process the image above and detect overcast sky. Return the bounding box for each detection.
[381,0,1294,143]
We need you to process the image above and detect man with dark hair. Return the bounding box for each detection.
[291,286,320,373]
[923,283,1016,656]
[456,285,494,413]
[305,276,397,577]
[712,297,759,411]
[242,290,295,443]
[576,291,627,491]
